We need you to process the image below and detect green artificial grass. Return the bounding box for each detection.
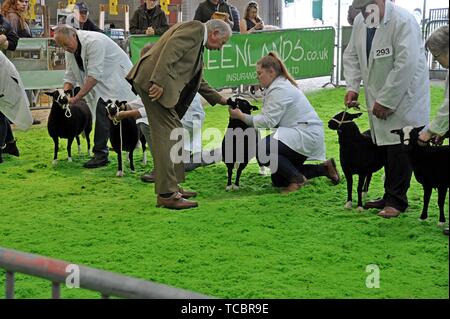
[0,86,448,299]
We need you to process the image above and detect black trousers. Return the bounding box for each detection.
[0,112,14,147]
[259,135,327,187]
[92,99,111,159]
[382,144,412,212]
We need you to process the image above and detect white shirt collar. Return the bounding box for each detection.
[203,24,208,46]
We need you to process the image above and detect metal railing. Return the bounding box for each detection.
[0,247,213,299]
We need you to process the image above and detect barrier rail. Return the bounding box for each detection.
[0,247,212,299]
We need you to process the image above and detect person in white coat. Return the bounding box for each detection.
[229,52,340,193]
[343,0,430,218]
[54,25,137,168]
[0,50,32,163]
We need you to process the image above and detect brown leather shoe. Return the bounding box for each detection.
[378,206,401,218]
[140,170,156,183]
[156,192,198,210]
[363,198,386,210]
[281,176,308,194]
[178,186,197,199]
[323,158,340,185]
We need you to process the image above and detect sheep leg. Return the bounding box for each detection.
[356,174,365,211]
[67,137,74,162]
[437,186,448,225]
[52,136,59,164]
[234,162,248,190]
[344,171,353,209]
[85,130,92,157]
[363,173,372,197]
[76,135,81,155]
[129,151,135,173]
[226,163,233,191]
[420,186,432,221]
[116,150,123,177]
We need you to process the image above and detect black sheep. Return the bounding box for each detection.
[46,89,92,164]
[328,111,385,211]
[222,97,259,191]
[103,99,140,177]
[391,126,449,225]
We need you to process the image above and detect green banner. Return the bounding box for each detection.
[129,27,335,88]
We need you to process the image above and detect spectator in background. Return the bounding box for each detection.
[224,0,240,33]
[1,0,31,38]
[0,9,19,51]
[240,1,264,34]
[194,0,234,30]
[130,0,169,36]
[347,4,360,25]
[68,2,103,33]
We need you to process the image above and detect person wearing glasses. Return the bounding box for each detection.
[343,0,430,219]
[130,0,169,36]
[240,1,264,34]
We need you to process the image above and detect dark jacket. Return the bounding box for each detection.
[130,4,169,35]
[0,14,19,51]
[4,12,31,38]
[69,16,104,33]
[229,5,240,33]
[194,0,234,29]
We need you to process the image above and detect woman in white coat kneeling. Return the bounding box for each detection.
[228,52,340,193]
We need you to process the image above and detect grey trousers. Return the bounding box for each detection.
[135,86,185,195]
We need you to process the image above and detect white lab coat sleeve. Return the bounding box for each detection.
[376,19,420,110]
[252,87,288,129]
[63,54,77,85]
[85,39,105,81]
[343,28,363,94]
[428,73,449,136]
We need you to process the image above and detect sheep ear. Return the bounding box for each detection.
[352,113,363,119]
[252,105,259,111]
[390,129,402,136]
[44,91,54,97]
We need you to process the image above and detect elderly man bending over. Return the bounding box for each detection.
[54,25,137,168]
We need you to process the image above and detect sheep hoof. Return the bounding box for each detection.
[356,206,364,212]
[362,192,368,198]
[418,218,427,222]
[88,151,92,157]
[438,222,446,227]
[232,184,240,191]
[226,185,233,192]
[259,166,270,176]
[130,170,136,174]
[344,201,352,209]
[116,171,124,177]
[52,159,58,166]
[67,157,73,162]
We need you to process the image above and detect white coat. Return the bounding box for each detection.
[0,51,32,130]
[343,1,430,146]
[253,76,326,161]
[63,30,137,119]
[128,94,205,153]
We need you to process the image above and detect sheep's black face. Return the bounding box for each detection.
[45,89,69,109]
[328,111,362,130]
[227,97,258,114]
